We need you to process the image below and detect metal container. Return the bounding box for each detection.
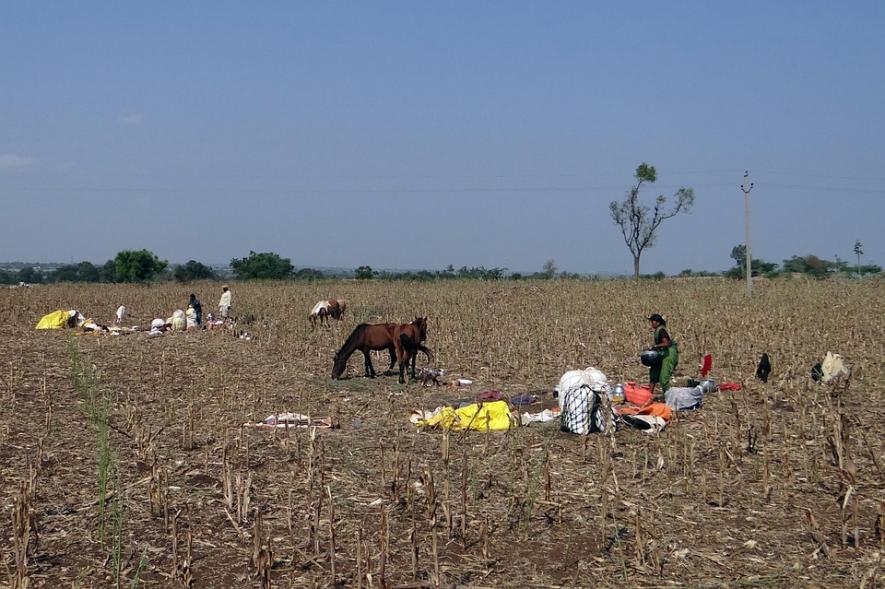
[699,379,718,394]
[640,349,664,367]
[610,383,626,404]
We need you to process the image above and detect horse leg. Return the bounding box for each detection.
[394,339,407,384]
[363,350,376,378]
[408,340,421,379]
[387,345,397,370]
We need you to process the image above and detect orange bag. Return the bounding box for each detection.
[623,381,652,406]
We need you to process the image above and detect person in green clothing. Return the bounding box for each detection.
[647,313,678,396]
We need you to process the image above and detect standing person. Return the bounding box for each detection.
[188,293,203,326]
[218,285,232,320]
[647,313,678,397]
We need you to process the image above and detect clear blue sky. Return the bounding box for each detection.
[1,2,883,274]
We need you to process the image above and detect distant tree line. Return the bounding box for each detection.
[2,246,879,286]
[0,250,217,285]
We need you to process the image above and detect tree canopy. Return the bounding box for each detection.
[173,260,217,282]
[230,251,293,280]
[113,250,168,283]
[609,163,695,278]
[354,265,376,280]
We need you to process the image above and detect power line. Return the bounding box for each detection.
[0,183,732,195]
[1,181,883,196]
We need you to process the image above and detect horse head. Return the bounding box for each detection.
[331,351,345,379]
[414,316,428,341]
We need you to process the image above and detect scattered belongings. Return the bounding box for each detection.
[619,403,673,433]
[448,378,473,387]
[246,413,336,429]
[700,353,713,378]
[477,390,505,402]
[36,309,119,334]
[718,382,742,392]
[510,393,539,406]
[169,310,186,332]
[412,400,514,432]
[520,407,560,426]
[622,381,652,406]
[755,353,771,383]
[664,385,704,411]
[557,368,617,435]
[36,309,83,330]
[820,351,849,383]
[81,319,109,333]
[206,313,226,330]
[186,307,198,329]
[146,318,168,336]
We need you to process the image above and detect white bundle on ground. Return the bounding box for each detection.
[557,367,614,435]
[821,352,850,383]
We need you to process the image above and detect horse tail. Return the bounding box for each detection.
[399,333,416,355]
[400,333,433,363]
[416,343,434,363]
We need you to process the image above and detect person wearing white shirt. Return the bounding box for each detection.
[218,285,232,319]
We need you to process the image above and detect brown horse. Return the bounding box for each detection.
[393,317,431,384]
[331,318,431,381]
[309,299,347,326]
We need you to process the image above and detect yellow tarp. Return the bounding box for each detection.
[36,310,71,330]
[416,400,514,432]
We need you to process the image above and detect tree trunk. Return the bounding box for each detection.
[633,256,641,279]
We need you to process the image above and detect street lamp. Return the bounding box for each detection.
[741,171,754,296]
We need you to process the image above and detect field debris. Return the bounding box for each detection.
[2,279,882,587]
[246,413,336,429]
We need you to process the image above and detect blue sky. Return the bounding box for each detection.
[1,2,883,273]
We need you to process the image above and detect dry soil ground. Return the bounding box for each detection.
[0,278,883,588]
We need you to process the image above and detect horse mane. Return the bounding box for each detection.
[336,323,369,358]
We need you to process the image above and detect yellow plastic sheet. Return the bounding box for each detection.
[35,310,71,330]
[416,400,514,432]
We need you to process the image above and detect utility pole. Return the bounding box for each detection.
[741,171,754,296]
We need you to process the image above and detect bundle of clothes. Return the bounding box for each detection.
[35,309,119,334]
[554,367,721,435]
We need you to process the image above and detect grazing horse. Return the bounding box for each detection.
[310,299,347,326]
[394,317,432,384]
[331,319,431,380]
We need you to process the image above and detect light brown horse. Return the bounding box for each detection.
[309,299,347,326]
[331,318,431,381]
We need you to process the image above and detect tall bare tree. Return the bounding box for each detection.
[609,163,695,278]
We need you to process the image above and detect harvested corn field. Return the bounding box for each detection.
[1,278,883,588]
